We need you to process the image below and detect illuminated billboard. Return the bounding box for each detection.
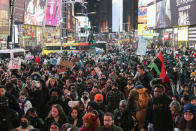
[24,0,46,26]
[0,0,9,35]
[171,0,196,26]
[45,0,61,26]
[138,0,148,23]
[156,0,171,28]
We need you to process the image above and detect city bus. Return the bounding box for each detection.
[0,48,26,59]
[42,42,90,55]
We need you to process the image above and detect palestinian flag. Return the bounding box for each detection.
[150,51,166,78]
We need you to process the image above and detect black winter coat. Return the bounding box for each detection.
[144,94,173,131]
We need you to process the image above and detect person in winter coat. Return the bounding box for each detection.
[106,83,124,113]
[26,107,44,130]
[44,104,68,131]
[0,96,19,131]
[114,100,134,131]
[68,107,83,128]
[0,85,21,114]
[170,100,182,129]
[44,87,70,117]
[136,65,153,92]
[97,112,123,131]
[17,92,32,116]
[176,103,196,131]
[15,116,34,131]
[142,85,173,131]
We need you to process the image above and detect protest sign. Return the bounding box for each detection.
[8,58,21,69]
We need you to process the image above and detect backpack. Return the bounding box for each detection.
[136,88,150,108]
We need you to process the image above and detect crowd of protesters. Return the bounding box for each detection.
[0,43,196,131]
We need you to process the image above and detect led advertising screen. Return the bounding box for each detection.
[156,0,171,28]
[147,0,156,28]
[171,0,196,26]
[138,0,148,23]
[46,0,61,26]
[0,0,9,35]
[24,0,46,26]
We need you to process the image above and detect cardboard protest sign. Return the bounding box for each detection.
[59,59,74,69]
[57,66,67,73]
[57,59,74,73]
[8,58,21,70]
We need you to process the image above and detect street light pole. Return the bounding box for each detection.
[7,0,15,49]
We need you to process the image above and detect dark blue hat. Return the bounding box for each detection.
[183,103,196,116]
[134,85,145,89]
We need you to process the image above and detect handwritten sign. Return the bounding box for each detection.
[136,36,148,56]
[8,58,21,69]
[59,59,74,69]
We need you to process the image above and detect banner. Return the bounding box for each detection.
[136,36,148,56]
[46,0,61,26]
[8,58,21,70]
[0,0,9,35]
[24,0,46,26]
[171,0,196,26]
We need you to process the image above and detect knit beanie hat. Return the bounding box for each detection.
[183,103,196,116]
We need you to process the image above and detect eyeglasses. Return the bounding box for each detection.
[104,119,112,122]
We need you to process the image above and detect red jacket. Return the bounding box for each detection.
[35,56,41,64]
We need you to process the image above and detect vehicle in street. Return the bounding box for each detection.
[42,42,90,55]
[0,48,26,59]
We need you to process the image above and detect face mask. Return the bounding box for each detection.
[50,96,58,101]
[21,122,28,128]
[112,88,118,92]
[83,96,88,101]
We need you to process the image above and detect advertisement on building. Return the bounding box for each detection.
[147,0,156,28]
[138,24,153,38]
[0,0,9,35]
[19,24,37,47]
[138,0,148,23]
[46,0,61,26]
[171,0,196,26]
[156,0,171,28]
[44,26,60,43]
[14,0,26,22]
[24,0,46,26]
[112,0,123,32]
[178,27,188,41]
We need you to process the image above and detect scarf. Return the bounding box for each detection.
[18,99,27,116]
